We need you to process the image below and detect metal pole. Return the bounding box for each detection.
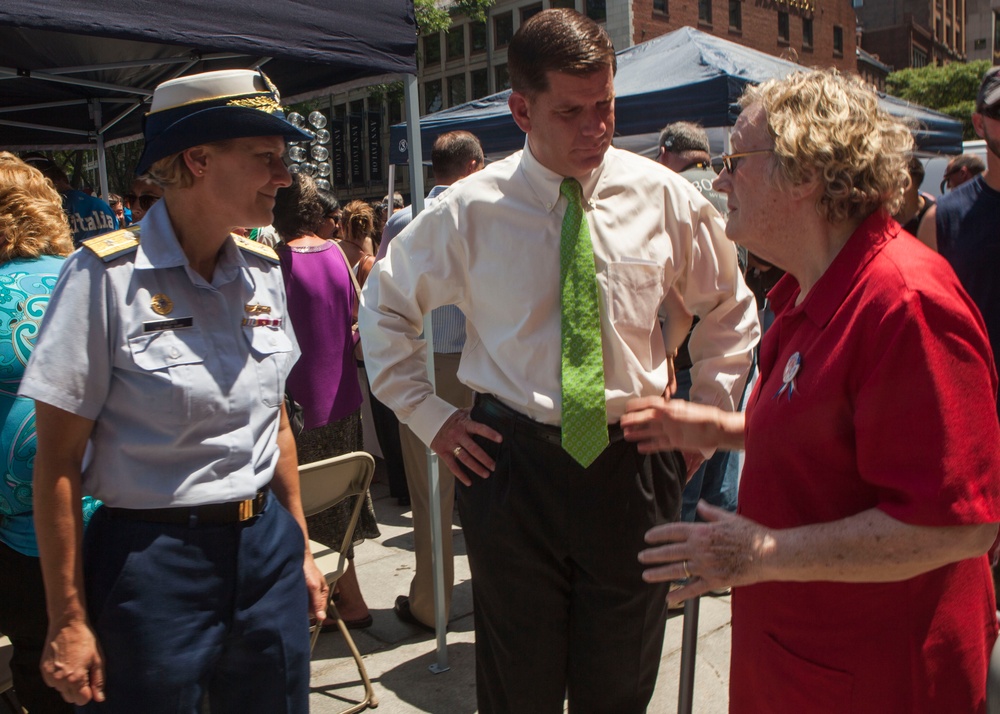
[677,596,700,714]
[91,99,110,202]
[403,74,450,674]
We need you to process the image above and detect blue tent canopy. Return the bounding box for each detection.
[0,0,416,150]
[390,26,963,163]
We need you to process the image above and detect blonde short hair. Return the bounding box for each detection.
[143,139,235,189]
[0,152,74,261]
[741,69,913,223]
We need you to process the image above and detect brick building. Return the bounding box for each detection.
[856,0,966,68]
[966,0,1000,62]
[318,0,858,203]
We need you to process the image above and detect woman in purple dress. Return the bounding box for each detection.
[274,174,379,629]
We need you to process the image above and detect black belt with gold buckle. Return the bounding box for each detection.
[104,486,269,526]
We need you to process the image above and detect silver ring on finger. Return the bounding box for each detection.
[682,560,692,580]
[453,446,463,458]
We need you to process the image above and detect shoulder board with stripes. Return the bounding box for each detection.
[233,235,280,264]
[82,225,141,262]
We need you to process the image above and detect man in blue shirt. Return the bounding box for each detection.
[22,155,117,246]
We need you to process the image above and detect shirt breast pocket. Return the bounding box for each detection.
[243,326,293,408]
[126,330,211,421]
[606,261,663,332]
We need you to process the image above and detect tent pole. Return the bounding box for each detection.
[91,99,109,201]
[403,73,448,675]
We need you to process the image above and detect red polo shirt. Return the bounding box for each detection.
[731,211,1000,713]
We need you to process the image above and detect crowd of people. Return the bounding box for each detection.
[0,8,998,714]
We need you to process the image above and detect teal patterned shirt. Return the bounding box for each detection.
[0,255,99,556]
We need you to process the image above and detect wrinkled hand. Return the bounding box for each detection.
[303,552,330,626]
[638,501,774,606]
[430,408,503,486]
[41,619,105,705]
[621,396,727,455]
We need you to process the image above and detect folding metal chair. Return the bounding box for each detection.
[299,451,379,713]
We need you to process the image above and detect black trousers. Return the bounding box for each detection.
[0,541,74,714]
[458,396,684,714]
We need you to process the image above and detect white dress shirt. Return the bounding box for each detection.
[359,140,759,448]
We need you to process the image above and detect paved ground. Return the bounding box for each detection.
[309,464,732,713]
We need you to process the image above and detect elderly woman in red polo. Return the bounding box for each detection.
[622,69,1000,713]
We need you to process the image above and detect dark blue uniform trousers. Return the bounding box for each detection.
[459,396,684,714]
[79,492,310,714]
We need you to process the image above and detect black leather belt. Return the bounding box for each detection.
[475,393,624,446]
[105,486,269,526]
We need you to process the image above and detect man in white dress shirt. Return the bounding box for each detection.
[359,9,758,713]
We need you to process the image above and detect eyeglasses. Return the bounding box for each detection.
[718,149,773,174]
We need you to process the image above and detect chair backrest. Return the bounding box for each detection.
[299,451,375,518]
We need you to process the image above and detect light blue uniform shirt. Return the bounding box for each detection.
[19,201,298,509]
[379,185,467,354]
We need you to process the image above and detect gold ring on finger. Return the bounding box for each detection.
[682,560,692,579]
[453,446,463,458]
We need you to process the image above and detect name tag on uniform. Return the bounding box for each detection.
[143,317,194,333]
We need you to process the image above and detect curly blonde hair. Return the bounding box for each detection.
[740,69,914,223]
[341,200,375,243]
[0,153,74,261]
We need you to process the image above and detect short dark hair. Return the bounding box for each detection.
[947,153,986,176]
[658,122,710,155]
[508,9,616,96]
[431,131,485,180]
[317,190,340,215]
[273,173,325,239]
[905,156,925,188]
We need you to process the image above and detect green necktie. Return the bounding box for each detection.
[559,178,609,468]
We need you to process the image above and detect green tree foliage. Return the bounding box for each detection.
[886,60,992,140]
[414,0,493,34]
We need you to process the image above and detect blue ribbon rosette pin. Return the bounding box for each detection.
[774,351,801,401]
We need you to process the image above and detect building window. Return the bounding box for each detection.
[495,63,511,91]
[424,79,443,114]
[446,25,465,61]
[522,3,543,22]
[586,0,607,22]
[470,21,487,53]
[912,46,928,67]
[778,11,789,43]
[550,0,576,8]
[654,0,668,13]
[494,11,514,48]
[471,68,489,98]
[802,17,813,48]
[422,33,441,67]
[729,0,741,30]
[956,29,962,53]
[447,73,467,107]
[699,0,712,25]
[833,25,844,56]
[975,37,987,50]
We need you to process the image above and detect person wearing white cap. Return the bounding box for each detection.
[20,68,325,712]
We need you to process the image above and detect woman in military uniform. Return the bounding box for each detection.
[21,69,326,713]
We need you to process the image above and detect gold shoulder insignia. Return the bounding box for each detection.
[233,234,280,264]
[82,225,141,262]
